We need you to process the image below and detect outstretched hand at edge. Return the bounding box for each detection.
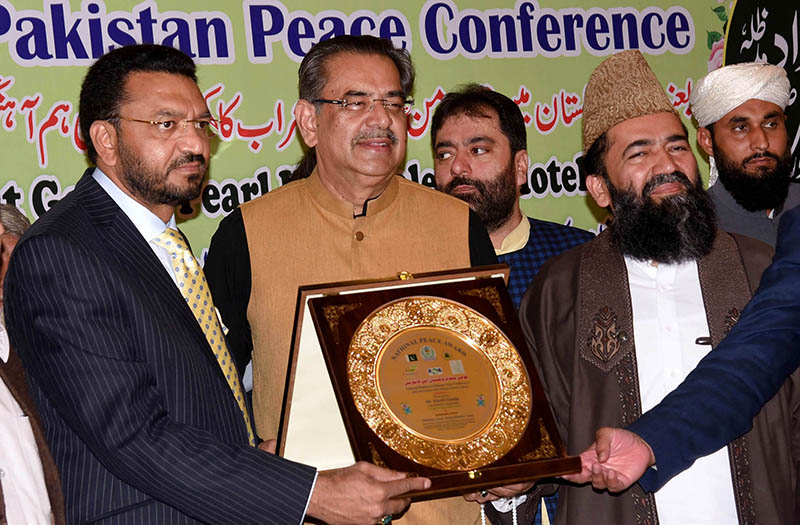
[563,427,655,492]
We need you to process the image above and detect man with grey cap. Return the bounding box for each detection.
[485,50,799,525]
[691,62,799,246]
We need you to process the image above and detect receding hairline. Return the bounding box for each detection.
[318,51,402,91]
[115,70,208,116]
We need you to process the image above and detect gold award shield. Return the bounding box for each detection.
[348,297,532,471]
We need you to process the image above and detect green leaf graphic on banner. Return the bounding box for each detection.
[712,6,728,22]
[707,31,723,49]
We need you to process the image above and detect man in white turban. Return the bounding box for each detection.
[691,62,798,247]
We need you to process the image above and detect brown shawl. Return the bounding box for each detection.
[491,230,797,524]
[0,345,65,525]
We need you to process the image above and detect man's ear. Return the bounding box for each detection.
[586,174,612,208]
[514,149,529,189]
[294,99,319,148]
[89,120,119,168]
[697,127,714,158]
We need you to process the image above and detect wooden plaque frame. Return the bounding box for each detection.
[277,265,578,500]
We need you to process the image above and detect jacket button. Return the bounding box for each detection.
[355,231,365,241]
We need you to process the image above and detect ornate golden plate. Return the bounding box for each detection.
[347,296,532,471]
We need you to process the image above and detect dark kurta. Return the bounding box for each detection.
[493,230,798,525]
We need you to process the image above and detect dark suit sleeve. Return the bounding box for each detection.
[468,210,499,266]
[5,233,315,524]
[629,206,800,491]
[205,208,253,375]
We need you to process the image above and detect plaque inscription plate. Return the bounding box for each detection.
[348,296,531,471]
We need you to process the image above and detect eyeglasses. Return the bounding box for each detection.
[313,96,414,116]
[113,116,217,138]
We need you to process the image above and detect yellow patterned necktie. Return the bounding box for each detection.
[153,228,255,446]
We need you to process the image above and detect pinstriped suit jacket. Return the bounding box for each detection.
[3,171,316,524]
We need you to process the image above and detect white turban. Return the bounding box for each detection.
[691,62,790,128]
[691,62,790,186]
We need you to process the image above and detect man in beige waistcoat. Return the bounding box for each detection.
[206,35,496,524]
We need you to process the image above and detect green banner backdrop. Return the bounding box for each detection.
[1,0,791,258]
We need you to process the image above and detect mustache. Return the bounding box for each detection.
[351,129,398,147]
[168,154,206,172]
[641,171,694,199]
[443,175,487,194]
[743,151,780,164]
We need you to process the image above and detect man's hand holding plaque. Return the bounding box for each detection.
[309,463,431,525]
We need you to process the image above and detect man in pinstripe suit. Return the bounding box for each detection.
[3,44,426,524]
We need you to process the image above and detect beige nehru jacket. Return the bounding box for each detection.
[241,170,478,524]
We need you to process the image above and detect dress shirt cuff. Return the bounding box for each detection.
[300,470,319,524]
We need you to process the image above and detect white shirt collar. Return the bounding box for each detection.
[623,255,695,276]
[92,168,176,240]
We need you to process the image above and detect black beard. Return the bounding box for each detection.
[607,171,717,264]
[713,143,792,212]
[438,159,517,233]
[118,139,206,206]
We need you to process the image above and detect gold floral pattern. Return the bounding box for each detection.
[348,297,531,471]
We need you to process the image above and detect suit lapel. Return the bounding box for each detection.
[77,172,221,372]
